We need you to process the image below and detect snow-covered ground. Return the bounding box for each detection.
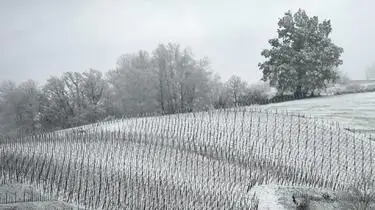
[51,93,375,192]
[62,92,375,136]
[54,106,373,190]
[3,92,374,209]
[262,92,375,134]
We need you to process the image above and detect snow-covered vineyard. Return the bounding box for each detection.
[0,107,374,209]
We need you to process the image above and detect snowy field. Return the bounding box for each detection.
[263,92,375,134]
[54,106,374,191]
[1,93,375,209]
[62,92,375,135]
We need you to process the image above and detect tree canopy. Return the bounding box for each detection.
[259,9,344,97]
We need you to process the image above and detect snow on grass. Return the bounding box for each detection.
[2,93,375,208]
[262,92,375,133]
[48,106,374,190]
[1,139,257,208]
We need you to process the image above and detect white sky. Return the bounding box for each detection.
[0,0,373,84]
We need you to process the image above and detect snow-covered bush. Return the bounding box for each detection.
[241,82,277,105]
[325,83,375,96]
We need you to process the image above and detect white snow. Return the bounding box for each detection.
[262,92,375,133]
[16,92,373,208]
[50,93,375,189]
[250,184,285,210]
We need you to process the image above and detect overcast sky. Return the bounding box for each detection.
[0,0,373,84]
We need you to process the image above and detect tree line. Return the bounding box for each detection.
[0,9,345,136]
[0,43,273,136]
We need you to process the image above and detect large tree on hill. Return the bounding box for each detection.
[258,9,344,98]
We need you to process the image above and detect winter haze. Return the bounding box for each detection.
[0,0,373,84]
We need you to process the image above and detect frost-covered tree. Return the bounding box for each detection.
[336,71,351,85]
[41,70,108,129]
[107,51,158,115]
[0,80,42,136]
[41,76,76,129]
[80,69,108,122]
[259,9,344,98]
[107,43,216,116]
[226,75,248,106]
[153,43,214,113]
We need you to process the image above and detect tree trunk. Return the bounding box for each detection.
[294,84,307,99]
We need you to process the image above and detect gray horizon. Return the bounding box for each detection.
[1,0,373,85]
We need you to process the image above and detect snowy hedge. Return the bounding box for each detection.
[325,83,375,96]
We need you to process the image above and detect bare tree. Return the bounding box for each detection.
[152,43,215,113]
[41,70,108,129]
[108,50,159,116]
[226,75,248,106]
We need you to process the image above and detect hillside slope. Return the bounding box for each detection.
[1,98,374,209]
[57,107,374,190]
